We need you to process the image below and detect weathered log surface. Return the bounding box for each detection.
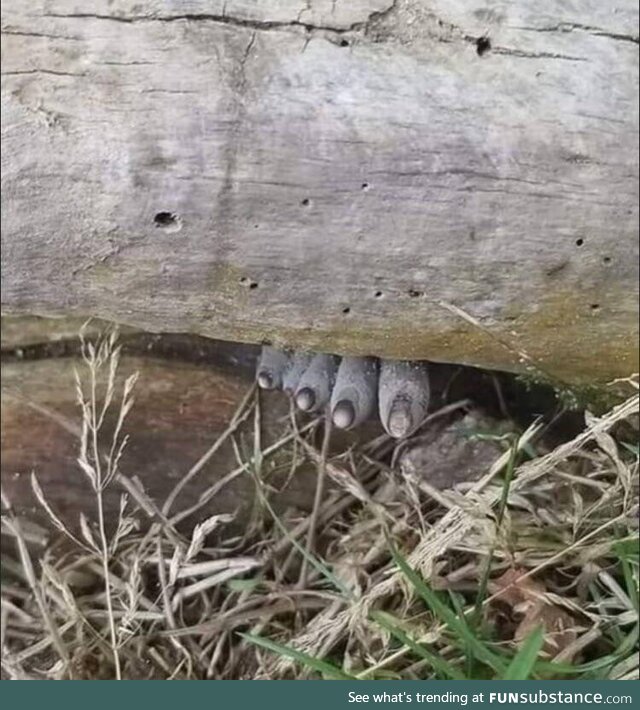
[1,316,137,349]
[1,1,638,385]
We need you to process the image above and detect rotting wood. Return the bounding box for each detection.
[1,1,638,385]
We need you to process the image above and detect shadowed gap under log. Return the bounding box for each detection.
[2,319,591,539]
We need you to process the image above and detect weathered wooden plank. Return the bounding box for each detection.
[1,1,638,385]
[1,315,136,349]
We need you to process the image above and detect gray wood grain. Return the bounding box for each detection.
[2,1,638,385]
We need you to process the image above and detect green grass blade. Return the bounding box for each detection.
[502,626,544,680]
[449,589,477,678]
[614,539,639,613]
[238,632,355,680]
[372,611,467,680]
[472,435,520,627]
[534,631,638,679]
[620,442,639,457]
[388,541,506,675]
[621,557,639,613]
[528,625,640,679]
[614,537,640,563]
[254,482,353,599]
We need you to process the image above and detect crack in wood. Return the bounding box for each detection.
[492,46,586,61]
[513,22,639,45]
[1,68,87,77]
[41,1,398,40]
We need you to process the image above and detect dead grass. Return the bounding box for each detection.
[1,330,638,680]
